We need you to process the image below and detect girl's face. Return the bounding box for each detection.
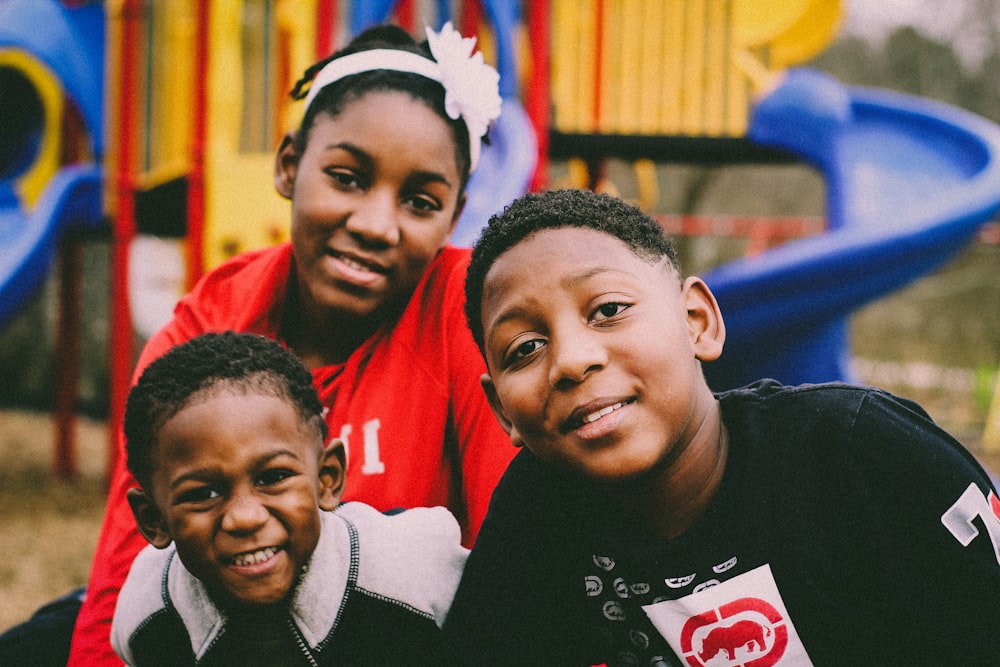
[276,90,464,324]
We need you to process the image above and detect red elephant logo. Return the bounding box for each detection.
[680,597,787,667]
[698,620,771,662]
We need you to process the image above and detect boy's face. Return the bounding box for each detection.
[479,227,724,483]
[132,389,342,610]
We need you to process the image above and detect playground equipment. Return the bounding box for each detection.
[0,0,104,328]
[4,0,1000,476]
[0,0,537,479]
[541,0,1000,394]
[0,0,104,479]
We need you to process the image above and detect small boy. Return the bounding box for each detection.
[110,332,467,666]
[444,189,1000,665]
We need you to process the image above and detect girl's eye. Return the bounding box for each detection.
[257,469,296,487]
[505,338,545,366]
[404,194,440,213]
[591,302,629,322]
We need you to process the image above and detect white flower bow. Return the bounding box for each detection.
[426,22,502,169]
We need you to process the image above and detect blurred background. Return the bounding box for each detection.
[2,0,999,630]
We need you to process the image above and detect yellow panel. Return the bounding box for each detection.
[659,0,684,134]
[681,0,706,134]
[731,0,811,47]
[769,0,843,67]
[203,0,316,270]
[146,0,195,174]
[618,0,643,134]
[599,0,623,132]
[703,0,728,135]
[637,0,663,134]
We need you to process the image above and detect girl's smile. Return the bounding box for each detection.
[277,90,463,331]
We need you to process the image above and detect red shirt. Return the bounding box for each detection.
[69,244,515,665]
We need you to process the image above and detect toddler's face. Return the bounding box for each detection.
[147,389,328,609]
[480,227,721,483]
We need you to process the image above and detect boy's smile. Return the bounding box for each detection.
[144,390,336,609]
[480,227,724,485]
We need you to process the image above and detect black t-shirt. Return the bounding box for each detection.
[443,381,1000,666]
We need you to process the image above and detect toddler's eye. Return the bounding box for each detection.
[177,487,221,505]
[257,469,296,487]
[592,302,629,322]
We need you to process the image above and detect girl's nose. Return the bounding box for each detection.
[344,190,400,246]
[221,493,269,534]
[548,328,608,389]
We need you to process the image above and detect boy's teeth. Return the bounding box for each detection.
[232,547,278,566]
[584,402,623,424]
[341,255,373,273]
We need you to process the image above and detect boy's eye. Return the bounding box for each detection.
[591,302,629,322]
[328,169,364,189]
[505,338,545,366]
[257,469,296,487]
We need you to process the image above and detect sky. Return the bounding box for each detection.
[842,0,993,67]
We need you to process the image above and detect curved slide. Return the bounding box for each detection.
[0,166,102,329]
[703,68,1000,390]
[0,0,104,329]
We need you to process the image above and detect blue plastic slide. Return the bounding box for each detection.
[0,0,104,329]
[702,68,1000,391]
[0,166,102,328]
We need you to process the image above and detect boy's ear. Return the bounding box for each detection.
[682,276,726,363]
[274,132,299,200]
[317,439,347,511]
[126,488,172,549]
[480,374,524,448]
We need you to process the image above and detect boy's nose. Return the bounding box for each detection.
[548,331,608,389]
[344,190,400,246]
[221,493,269,534]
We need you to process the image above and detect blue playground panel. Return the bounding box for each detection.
[0,0,104,329]
[702,68,1000,390]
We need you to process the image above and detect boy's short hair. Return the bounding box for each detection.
[124,332,328,489]
[464,188,681,350]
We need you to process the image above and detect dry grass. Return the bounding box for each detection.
[0,410,108,633]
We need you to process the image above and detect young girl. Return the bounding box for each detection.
[70,23,516,665]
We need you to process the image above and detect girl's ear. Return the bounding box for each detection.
[481,374,524,448]
[682,276,726,363]
[317,439,347,511]
[126,488,172,549]
[274,132,300,200]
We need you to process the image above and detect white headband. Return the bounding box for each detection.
[302,22,502,171]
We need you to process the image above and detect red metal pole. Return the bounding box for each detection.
[187,0,209,289]
[526,0,551,190]
[316,0,337,57]
[107,0,141,484]
[54,234,82,479]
